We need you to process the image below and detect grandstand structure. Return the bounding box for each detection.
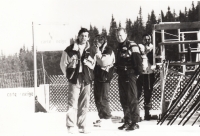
[152,21,200,125]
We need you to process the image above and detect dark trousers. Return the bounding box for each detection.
[94,80,112,119]
[136,73,155,110]
[118,74,140,123]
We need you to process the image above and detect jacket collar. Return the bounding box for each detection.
[72,41,90,51]
[119,38,128,48]
[100,42,107,52]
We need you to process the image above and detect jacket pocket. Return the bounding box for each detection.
[68,59,78,68]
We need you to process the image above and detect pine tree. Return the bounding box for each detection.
[19,46,28,72]
[89,24,99,46]
[146,14,151,34]
[125,19,133,40]
[184,7,189,22]
[163,7,179,61]
[25,50,34,71]
[179,10,186,22]
[188,1,197,21]
[195,2,199,21]
[165,6,175,22]
[161,10,165,22]
[89,24,94,46]
[146,10,157,35]
[150,10,157,24]
[11,53,21,72]
[132,17,140,43]
[173,10,178,21]
[131,7,145,44]
[101,27,107,37]
[138,7,143,27]
[93,26,99,36]
[108,15,117,51]
[0,51,5,73]
[42,51,62,75]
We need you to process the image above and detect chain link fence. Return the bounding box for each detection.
[49,67,190,112]
[0,69,48,88]
[0,66,191,112]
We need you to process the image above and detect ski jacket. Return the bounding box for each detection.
[60,41,95,84]
[116,39,143,76]
[93,42,115,82]
[138,43,154,74]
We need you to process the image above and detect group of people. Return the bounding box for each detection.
[60,27,157,134]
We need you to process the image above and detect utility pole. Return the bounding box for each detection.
[33,22,37,113]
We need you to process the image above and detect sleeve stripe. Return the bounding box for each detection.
[131,46,140,53]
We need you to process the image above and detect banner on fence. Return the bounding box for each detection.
[0,88,34,113]
[34,22,70,52]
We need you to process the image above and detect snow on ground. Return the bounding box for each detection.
[0,111,199,136]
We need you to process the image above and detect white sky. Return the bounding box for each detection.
[0,0,198,55]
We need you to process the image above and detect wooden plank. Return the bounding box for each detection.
[180,31,199,34]
[153,22,200,30]
[169,62,200,66]
[159,40,200,45]
[179,51,200,54]
[160,64,166,115]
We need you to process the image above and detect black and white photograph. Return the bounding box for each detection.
[0,0,200,135]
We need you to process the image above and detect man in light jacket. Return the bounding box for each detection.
[137,34,157,120]
[60,28,95,134]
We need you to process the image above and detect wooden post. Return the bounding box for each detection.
[197,1,200,69]
[161,30,165,61]
[160,29,166,116]
[197,30,200,68]
[187,44,192,62]
[41,53,47,111]
[199,1,200,21]
[153,28,156,65]
[160,63,166,115]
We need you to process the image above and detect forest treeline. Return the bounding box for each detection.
[0,2,199,75]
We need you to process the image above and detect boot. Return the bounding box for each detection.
[78,126,91,134]
[118,121,131,130]
[144,114,151,120]
[111,116,122,123]
[138,117,142,122]
[144,109,158,120]
[67,126,77,134]
[125,123,139,131]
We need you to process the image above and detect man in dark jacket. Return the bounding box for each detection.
[60,28,95,134]
[115,27,143,131]
[92,35,115,127]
